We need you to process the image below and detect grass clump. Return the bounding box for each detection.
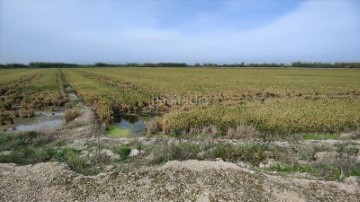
[212,143,274,165]
[150,143,203,164]
[148,142,280,166]
[54,148,96,175]
[0,132,56,165]
[267,163,315,174]
[64,108,81,123]
[0,131,52,151]
[117,145,131,159]
[267,162,360,181]
[300,133,339,140]
[0,147,56,165]
[0,132,104,175]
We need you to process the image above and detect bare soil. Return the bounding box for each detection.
[0,160,359,201]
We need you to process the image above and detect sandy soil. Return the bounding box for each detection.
[0,160,359,202]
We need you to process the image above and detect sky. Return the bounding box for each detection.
[0,0,359,64]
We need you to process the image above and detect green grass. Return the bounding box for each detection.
[300,133,340,140]
[267,163,315,173]
[148,142,284,165]
[0,132,103,175]
[0,132,52,151]
[267,162,360,181]
[0,147,56,164]
[117,145,132,159]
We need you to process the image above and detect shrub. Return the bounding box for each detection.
[117,146,131,159]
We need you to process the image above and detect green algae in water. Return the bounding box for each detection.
[107,115,157,137]
[107,125,130,137]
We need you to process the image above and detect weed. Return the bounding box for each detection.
[64,108,81,123]
[150,143,202,164]
[300,133,339,140]
[267,163,315,173]
[0,146,56,165]
[0,131,52,152]
[117,146,131,159]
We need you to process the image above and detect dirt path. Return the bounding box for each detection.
[0,160,359,201]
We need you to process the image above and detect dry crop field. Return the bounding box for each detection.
[0,68,67,124]
[63,68,360,136]
[1,67,359,137]
[1,67,360,201]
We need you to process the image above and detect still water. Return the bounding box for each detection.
[107,114,157,137]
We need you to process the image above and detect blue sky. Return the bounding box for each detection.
[0,0,359,64]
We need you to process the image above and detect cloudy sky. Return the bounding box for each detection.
[0,0,359,64]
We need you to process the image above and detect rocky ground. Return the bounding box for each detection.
[1,103,360,201]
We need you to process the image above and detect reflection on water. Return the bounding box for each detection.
[15,120,63,131]
[110,114,156,137]
[5,109,64,132]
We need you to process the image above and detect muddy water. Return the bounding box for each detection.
[4,109,64,132]
[108,114,157,137]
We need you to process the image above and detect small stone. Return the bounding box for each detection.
[215,158,223,161]
[129,149,140,157]
[104,165,115,172]
[79,150,89,158]
[236,161,247,168]
[89,150,96,158]
[314,152,338,163]
[259,158,276,168]
[197,151,206,159]
[0,151,12,156]
[100,149,119,160]
[340,133,358,139]
[344,176,359,185]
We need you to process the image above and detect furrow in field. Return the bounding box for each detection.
[62,69,167,122]
[0,69,67,124]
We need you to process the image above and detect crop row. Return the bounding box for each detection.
[62,68,360,135]
[0,69,67,124]
[62,69,166,122]
[81,68,360,100]
[157,98,360,135]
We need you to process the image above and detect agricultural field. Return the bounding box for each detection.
[1,67,360,201]
[61,67,360,137]
[0,69,67,127]
[1,68,360,136]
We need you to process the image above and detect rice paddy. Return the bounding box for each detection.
[1,67,360,136]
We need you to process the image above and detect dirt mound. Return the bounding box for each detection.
[1,160,359,201]
[161,159,241,171]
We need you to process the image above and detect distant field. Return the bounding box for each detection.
[2,68,360,136]
[0,69,67,122]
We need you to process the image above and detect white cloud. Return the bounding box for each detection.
[0,0,359,63]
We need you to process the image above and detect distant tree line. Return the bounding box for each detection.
[95,62,188,67]
[291,61,360,68]
[1,61,359,69]
[0,62,79,69]
[29,62,79,68]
